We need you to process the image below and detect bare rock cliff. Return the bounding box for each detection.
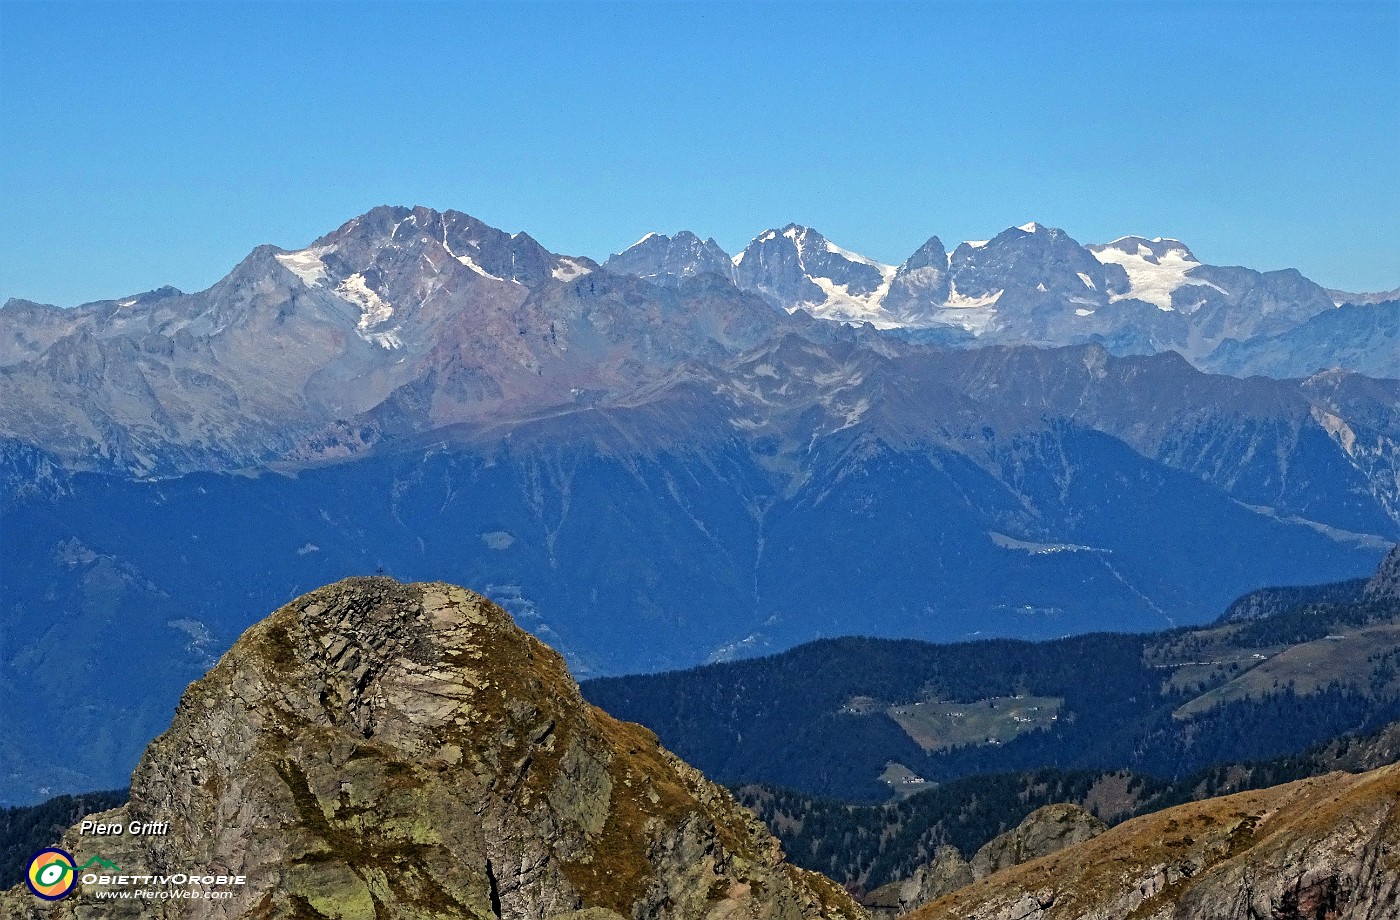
[2,578,865,920]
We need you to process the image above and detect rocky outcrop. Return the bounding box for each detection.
[967,804,1105,880]
[909,766,1400,920]
[1364,543,1400,602]
[861,804,1105,919]
[861,847,973,920]
[1,578,865,920]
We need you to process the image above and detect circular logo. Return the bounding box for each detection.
[26,848,77,900]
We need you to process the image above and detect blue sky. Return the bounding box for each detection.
[2,0,1397,306]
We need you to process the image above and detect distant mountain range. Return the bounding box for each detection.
[3,205,1396,477]
[603,221,1400,376]
[2,205,1399,805]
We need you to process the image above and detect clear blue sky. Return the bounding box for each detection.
[2,0,1397,306]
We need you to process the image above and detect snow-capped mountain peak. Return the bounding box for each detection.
[592,218,1364,361]
[1087,236,1207,311]
[265,205,600,348]
[732,225,896,326]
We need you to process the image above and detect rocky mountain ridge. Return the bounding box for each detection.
[605,219,1394,375]
[0,205,795,474]
[909,764,1400,920]
[4,205,1397,477]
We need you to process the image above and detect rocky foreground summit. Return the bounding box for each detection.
[1,578,864,919]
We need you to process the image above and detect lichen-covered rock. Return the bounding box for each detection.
[2,578,866,920]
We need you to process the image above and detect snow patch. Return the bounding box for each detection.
[1076,272,1096,290]
[1075,308,1095,316]
[439,229,513,283]
[945,281,1003,309]
[803,271,898,328]
[552,258,591,282]
[990,532,1103,555]
[1089,242,1207,311]
[821,236,891,270]
[365,328,403,349]
[335,273,400,349]
[456,254,504,280]
[275,246,333,287]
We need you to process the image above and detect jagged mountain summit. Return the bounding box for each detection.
[601,231,735,286]
[2,203,1395,476]
[0,205,792,474]
[607,219,1392,373]
[731,224,898,326]
[0,578,863,919]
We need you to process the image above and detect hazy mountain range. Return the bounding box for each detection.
[2,205,1399,805]
[603,221,1398,376]
[3,206,1397,478]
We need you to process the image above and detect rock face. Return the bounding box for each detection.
[0,578,864,920]
[1203,299,1400,380]
[731,225,895,325]
[601,231,736,286]
[862,804,1105,919]
[909,766,1400,920]
[861,847,973,920]
[966,804,1106,880]
[1364,543,1400,602]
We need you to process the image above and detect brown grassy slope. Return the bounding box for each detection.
[910,763,1400,920]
